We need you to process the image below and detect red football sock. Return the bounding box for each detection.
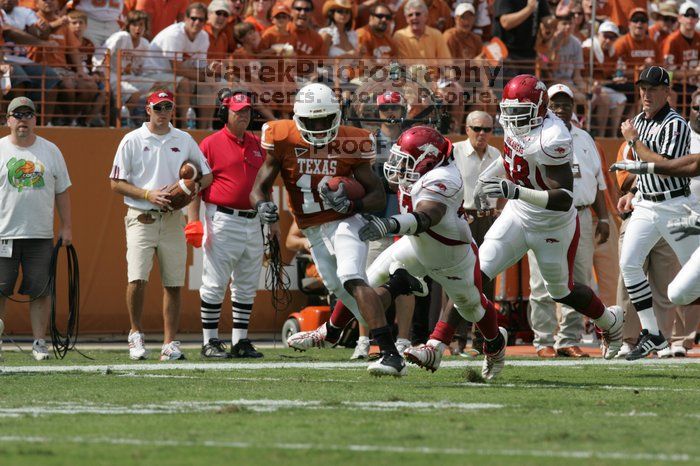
[329,301,354,329]
[430,320,456,345]
[475,296,499,340]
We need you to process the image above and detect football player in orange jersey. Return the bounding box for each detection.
[251,83,419,376]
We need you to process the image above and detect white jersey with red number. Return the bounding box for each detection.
[503,111,575,230]
[398,162,473,268]
[75,0,124,22]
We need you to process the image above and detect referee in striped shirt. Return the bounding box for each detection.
[617,66,700,360]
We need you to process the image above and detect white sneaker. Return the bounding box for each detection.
[600,306,624,360]
[615,342,633,359]
[671,345,687,357]
[403,339,445,373]
[287,324,330,351]
[351,336,370,360]
[32,339,50,361]
[656,346,673,358]
[395,338,411,355]
[482,327,508,381]
[128,331,148,360]
[160,341,185,361]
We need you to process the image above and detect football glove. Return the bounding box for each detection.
[668,204,700,240]
[609,161,651,174]
[473,179,490,212]
[256,201,279,224]
[320,183,352,213]
[359,215,398,241]
[482,177,520,199]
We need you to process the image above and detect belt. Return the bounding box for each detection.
[641,186,690,202]
[464,208,496,217]
[216,205,257,218]
[575,204,591,211]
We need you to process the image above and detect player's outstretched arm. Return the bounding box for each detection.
[358,201,446,242]
[611,154,700,177]
[250,154,282,224]
[352,162,387,213]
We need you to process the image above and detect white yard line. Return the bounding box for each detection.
[0,435,691,462]
[457,382,700,392]
[2,357,700,374]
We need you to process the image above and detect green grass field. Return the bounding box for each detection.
[0,348,699,466]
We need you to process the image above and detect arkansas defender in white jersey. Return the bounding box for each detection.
[359,126,508,381]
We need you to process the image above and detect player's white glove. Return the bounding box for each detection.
[359,215,398,241]
[482,177,520,199]
[320,183,352,213]
[609,161,652,174]
[473,179,490,212]
[667,204,700,240]
[256,201,279,224]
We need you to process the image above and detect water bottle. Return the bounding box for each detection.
[615,57,626,79]
[186,107,197,130]
[120,105,131,128]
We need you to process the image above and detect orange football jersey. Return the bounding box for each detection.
[261,120,375,229]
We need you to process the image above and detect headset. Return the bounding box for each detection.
[215,87,257,129]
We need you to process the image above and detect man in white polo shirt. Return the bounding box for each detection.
[109,90,212,361]
[527,84,611,358]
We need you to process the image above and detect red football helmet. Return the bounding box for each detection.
[384,126,452,188]
[499,74,548,136]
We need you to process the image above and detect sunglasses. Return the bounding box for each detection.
[293,6,312,12]
[683,12,699,18]
[332,8,351,15]
[379,104,402,112]
[692,105,700,112]
[469,126,492,133]
[188,16,206,22]
[602,33,618,40]
[406,11,422,17]
[151,103,174,112]
[630,16,648,23]
[215,10,229,17]
[661,15,677,22]
[10,111,35,120]
[372,13,392,19]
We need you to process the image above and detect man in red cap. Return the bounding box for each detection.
[110,89,213,361]
[186,89,274,359]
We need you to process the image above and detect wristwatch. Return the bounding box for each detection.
[627,137,639,148]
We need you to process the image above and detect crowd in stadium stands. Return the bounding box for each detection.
[0,0,698,132]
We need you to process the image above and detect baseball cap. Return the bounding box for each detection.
[454,2,475,17]
[7,96,36,114]
[225,93,252,111]
[377,91,405,106]
[208,0,231,14]
[651,1,678,19]
[635,66,671,86]
[547,83,574,99]
[598,20,620,36]
[628,7,649,20]
[147,90,174,106]
[679,1,697,15]
[271,3,292,17]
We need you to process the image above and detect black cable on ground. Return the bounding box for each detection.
[264,231,292,348]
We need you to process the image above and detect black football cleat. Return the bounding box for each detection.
[231,338,264,358]
[367,352,407,377]
[625,330,669,361]
[201,338,231,359]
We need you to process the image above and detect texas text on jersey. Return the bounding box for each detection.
[502,110,575,229]
[261,120,375,228]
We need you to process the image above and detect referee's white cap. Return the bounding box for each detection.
[635,66,671,87]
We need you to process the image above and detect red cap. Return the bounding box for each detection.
[271,3,292,17]
[225,93,252,111]
[377,91,405,106]
[147,90,174,106]
[628,7,648,20]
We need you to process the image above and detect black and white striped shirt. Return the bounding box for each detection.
[632,103,691,194]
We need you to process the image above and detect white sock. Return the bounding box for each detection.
[232,301,253,346]
[593,307,615,330]
[637,308,660,334]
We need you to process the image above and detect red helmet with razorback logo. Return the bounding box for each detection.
[384,126,452,189]
[499,74,548,136]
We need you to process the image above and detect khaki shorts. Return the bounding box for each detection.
[125,207,186,287]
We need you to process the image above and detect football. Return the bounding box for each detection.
[179,161,201,181]
[164,179,198,210]
[326,176,365,200]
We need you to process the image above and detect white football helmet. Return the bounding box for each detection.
[293,83,342,147]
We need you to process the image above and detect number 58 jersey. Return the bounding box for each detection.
[503,112,576,230]
[261,120,375,229]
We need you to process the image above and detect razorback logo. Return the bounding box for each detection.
[436,183,447,191]
[554,146,567,154]
[171,147,180,152]
[158,92,169,98]
[545,238,559,243]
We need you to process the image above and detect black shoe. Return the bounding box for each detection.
[388,266,428,297]
[367,351,407,377]
[231,338,264,358]
[625,330,669,361]
[201,338,231,359]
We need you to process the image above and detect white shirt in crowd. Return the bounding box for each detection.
[75,0,123,22]
[93,30,151,76]
[1,6,37,29]
[690,128,700,199]
[570,126,606,207]
[144,22,209,74]
[0,135,71,239]
[452,138,501,210]
[109,123,211,211]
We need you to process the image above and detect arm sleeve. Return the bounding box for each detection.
[591,141,607,190]
[54,146,72,194]
[189,137,211,175]
[659,119,691,159]
[109,137,131,180]
[537,120,573,166]
[414,171,461,204]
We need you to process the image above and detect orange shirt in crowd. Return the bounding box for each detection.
[29,14,80,68]
[135,0,189,38]
[260,25,297,54]
[394,0,453,31]
[613,33,661,74]
[607,0,647,30]
[393,25,451,60]
[288,22,324,57]
[123,0,137,14]
[204,22,229,58]
[356,25,398,59]
[648,23,671,44]
[443,27,482,59]
[662,30,700,71]
[245,15,269,33]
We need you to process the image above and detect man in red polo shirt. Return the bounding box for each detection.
[186,90,270,359]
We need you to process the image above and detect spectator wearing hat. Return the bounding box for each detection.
[614,8,661,86]
[582,20,627,136]
[110,89,213,362]
[649,1,678,44]
[394,0,453,32]
[661,1,700,116]
[0,96,72,361]
[356,3,398,60]
[443,3,482,59]
[244,0,274,33]
[135,0,189,39]
[259,2,295,56]
[205,0,232,59]
[319,0,359,59]
[393,0,451,60]
[289,0,325,58]
[493,0,551,76]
